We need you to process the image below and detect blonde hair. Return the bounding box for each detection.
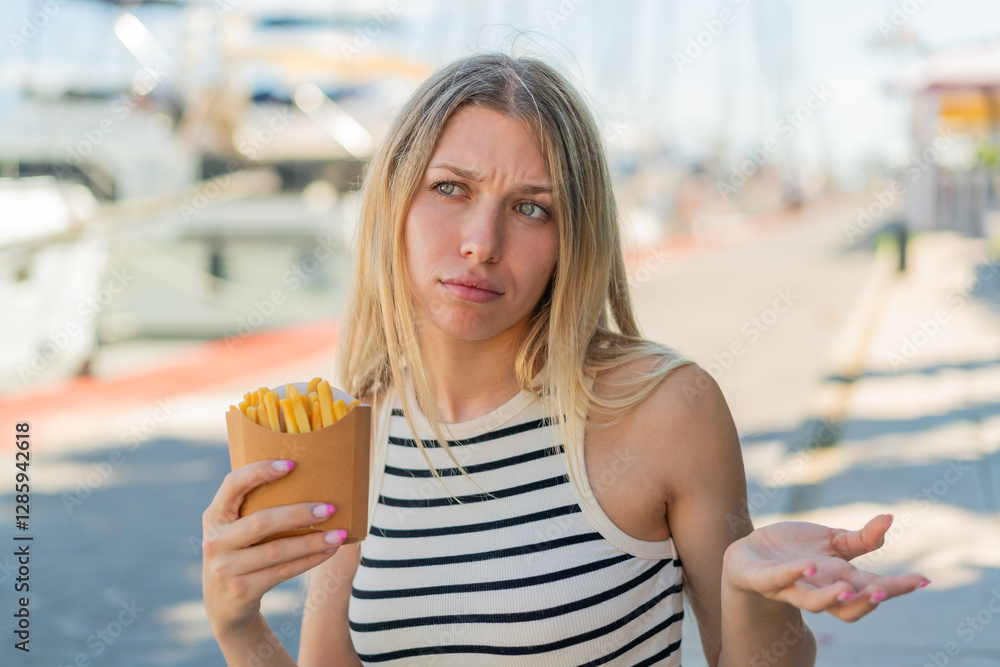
[337,51,695,502]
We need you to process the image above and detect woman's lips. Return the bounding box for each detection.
[440,281,503,303]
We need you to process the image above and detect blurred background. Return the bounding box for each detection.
[0,0,998,665]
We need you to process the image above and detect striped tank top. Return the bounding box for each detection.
[348,380,684,666]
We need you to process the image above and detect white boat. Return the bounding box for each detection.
[0,2,427,388]
[0,177,105,390]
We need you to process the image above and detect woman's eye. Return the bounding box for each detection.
[436,182,458,195]
[517,202,548,219]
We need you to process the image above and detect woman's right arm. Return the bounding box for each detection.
[203,459,350,665]
[298,539,363,666]
[299,389,385,666]
[214,611,298,666]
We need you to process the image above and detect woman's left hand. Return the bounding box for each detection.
[722,513,930,622]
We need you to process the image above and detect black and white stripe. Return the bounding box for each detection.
[349,390,685,666]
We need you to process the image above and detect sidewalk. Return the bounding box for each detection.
[765,230,1000,665]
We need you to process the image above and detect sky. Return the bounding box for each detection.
[2,0,1000,185]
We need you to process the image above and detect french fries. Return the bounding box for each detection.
[229,377,360,433]
[264,391,281,431]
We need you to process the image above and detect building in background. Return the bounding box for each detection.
[890,41,1000,237]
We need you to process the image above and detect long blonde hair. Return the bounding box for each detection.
[337,51,695,502]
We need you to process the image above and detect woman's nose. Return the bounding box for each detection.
[460,201,503,263]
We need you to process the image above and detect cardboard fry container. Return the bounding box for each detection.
[225,384,370,546]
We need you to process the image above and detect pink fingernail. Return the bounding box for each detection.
[272,460,295,472]
[870,591,887,603]
[837,590,855,601]
[803,568,817,576]
[313,503,335,518]
[918,580,931,588]
[324,529,346,545]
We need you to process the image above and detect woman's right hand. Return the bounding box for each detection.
[202,459,348,637]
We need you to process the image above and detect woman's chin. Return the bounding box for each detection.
[421,318,517,343]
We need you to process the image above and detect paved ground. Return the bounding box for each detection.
[1,194,997,665]
[672,224,1000,665]
[763,230,1000,667]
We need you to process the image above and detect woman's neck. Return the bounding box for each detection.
[415,326,525,424]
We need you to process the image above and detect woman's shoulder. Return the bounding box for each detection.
[607,353,741,497]
[593,353,736,459]
[592,351,714,413]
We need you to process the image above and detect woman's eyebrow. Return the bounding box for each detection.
[428,162,553,195]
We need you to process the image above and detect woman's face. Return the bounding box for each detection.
[403,105,559,345]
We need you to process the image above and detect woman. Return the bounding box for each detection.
[202,52,929,666]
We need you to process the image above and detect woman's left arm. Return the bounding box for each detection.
[643,363,928,667]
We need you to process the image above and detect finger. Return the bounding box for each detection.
[827,588,883,622]
[228,501,338,550]
[856,572,930,602]
[241,546,345,596]
[230,528,350,577]
[831,513,892,561]
[830,580,897,622]
[204,460,296,532]
[747,559,818,594]
[776,579,856,614]
[827,573,930,623]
